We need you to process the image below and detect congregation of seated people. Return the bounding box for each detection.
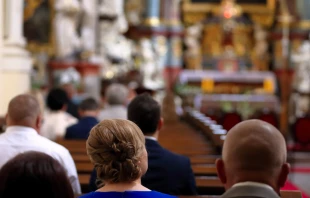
[0,83,292,198]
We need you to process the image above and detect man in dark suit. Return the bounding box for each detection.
[128,93,197,195]
[216,120,290,198]
[65,98,99,140]
[89,93,197,195]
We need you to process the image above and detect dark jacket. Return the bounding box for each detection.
[65,117,98,140]
[89,139,197,195]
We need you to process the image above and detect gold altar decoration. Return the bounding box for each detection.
[183,0,274,70]
[24,0,55,56]
[182,0,276,27]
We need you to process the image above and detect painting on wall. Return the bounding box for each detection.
[23,0,54,55]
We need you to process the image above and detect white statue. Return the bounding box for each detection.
[184,23,203,70]
[289,38,310,123]
[254,24,268,59]
[80,0,98,56]
[98,0,133,78]
[54,0,81,60]
[140,38,165,90]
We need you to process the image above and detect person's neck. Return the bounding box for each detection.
[232,175,278,193]
[81,111,98,118]
[97,179,150,192]
[145,131,159,140]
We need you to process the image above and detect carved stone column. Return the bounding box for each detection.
[0,0,32,116]
[4,0,26,46]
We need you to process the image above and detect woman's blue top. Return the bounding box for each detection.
[80,191,176,198]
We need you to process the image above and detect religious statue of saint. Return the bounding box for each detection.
[184,22,203,70]
[54,0,81,60]
[252,24,269,70]
[139,38,165,90]
[98,0,133,78]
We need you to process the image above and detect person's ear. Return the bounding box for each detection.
[216,159,227,185]
[5,114,8,123]
[278,163,290,188]
[36,115,42,132]
[157,117,164,131]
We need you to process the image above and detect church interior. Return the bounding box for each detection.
[1,0,310,197]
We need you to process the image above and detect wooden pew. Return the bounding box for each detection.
[76,191,302,198]
[72,153,219,164]
[76,162,217,176]
[68,147,214,156]
[78,174,302,198]
[78,174,223,189]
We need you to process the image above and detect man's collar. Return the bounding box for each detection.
[6,126,38,135]
[145,136,157,141]
[232,181,274,191]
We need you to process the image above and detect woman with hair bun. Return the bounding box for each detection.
[81,119,175,198]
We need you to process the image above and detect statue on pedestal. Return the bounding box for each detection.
[54,0,81,60]
[252,24,269,71]
[98,0,133,78]
[289,38,310,123]
[184,23,203,70]
[139,38,165,90]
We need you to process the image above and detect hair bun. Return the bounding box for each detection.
[111,141,135,162]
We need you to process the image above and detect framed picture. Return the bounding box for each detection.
[23,0,55,55]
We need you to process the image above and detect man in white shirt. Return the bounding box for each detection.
[216,120,290,198]
[98,83,128,121]
[0,94,81,194]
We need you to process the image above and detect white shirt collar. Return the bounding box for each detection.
[232,182,274,191]
[145,136,157,141]
[5,126,38,135]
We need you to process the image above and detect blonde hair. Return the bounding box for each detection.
[86,119,145,184]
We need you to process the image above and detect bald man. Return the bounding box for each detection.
[0,94,81,194]
[216,120,290,198]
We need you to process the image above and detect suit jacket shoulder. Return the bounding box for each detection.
[144,139,197,195]
[221,184,280,198]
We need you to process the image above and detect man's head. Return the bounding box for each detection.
[46,88,69,111]
[6,94,41,131]
[78,98,99,118]
[127,93,163,137]
[105,83,129,106]
[216,120,289,193]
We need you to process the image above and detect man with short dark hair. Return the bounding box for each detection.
[217,120,290,198]
[41,88,78,140]
[65,98,99,140]
[0,94,81,194]
[128,93,197,195]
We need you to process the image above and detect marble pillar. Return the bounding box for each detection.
[5,0,26,46]
[0,0,32,116]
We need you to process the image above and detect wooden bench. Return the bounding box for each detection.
[72,153,219,164]
[76,162,217,176]
[77,174,302,198]
[78,174,223,189]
